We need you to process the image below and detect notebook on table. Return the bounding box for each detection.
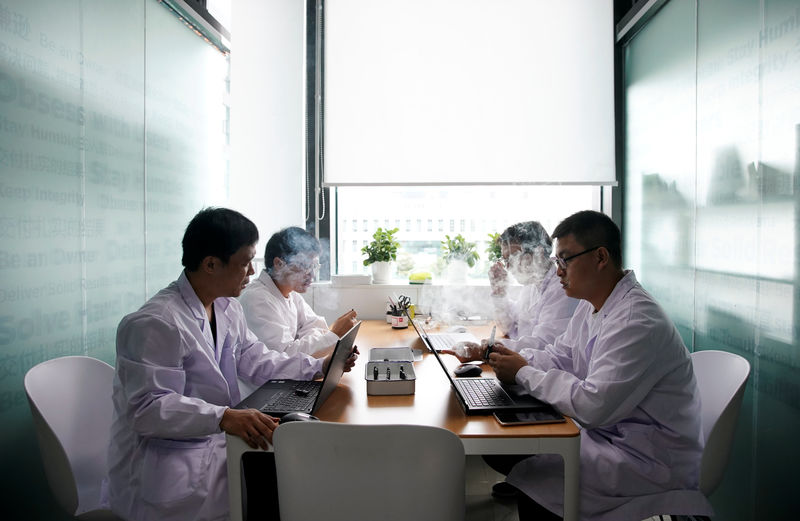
[407,313,554,416]
[234,321,361,417]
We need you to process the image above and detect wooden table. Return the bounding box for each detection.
[227,320,581,521]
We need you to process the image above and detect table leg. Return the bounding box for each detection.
[226,435,248,521]
[554,435,580,521]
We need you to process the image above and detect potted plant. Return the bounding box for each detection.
[441,234,479,283]
[486,232,502,263]
[362,227,399,283]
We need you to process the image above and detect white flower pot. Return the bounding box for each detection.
[370,261,392,284]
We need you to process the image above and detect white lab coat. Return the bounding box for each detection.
[493,266,579,349]
[507,271,713,521]
[239,270,338,355]
[107,272,323,521]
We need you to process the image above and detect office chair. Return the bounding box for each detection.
[691,349,750,496]
[24,356,123,520]
[640,350,750,521]
[273,422,465,521]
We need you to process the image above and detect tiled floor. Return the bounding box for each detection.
[465,455,519,521]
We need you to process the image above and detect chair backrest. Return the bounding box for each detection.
[24,356,115,516]
[691,349,750,496]
[273,422,465,521]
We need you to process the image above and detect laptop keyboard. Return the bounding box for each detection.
[428,334,457,351]
[454,378,513,407]
[259,381,319,412]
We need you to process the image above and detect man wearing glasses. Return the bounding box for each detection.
[240,226,358,356]
[487,211,711,521]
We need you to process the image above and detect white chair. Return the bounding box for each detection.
[639,350,750,521]
[24,356,122,520]
[691,349,750,497]
[273,422,465,521]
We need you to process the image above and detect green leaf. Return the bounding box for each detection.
[362,227,400,265]
[441,233,480,266]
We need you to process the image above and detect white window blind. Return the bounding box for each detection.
[323,0,616,186]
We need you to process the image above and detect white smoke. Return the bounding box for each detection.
[507,245,551,287]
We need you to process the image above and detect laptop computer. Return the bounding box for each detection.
[234,321,361,417]
[418,324,480,352]
[407,313,551,415]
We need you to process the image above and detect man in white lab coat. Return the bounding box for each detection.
[240,226,357,356]
[489,221,578,348]
[444,221,578,363]
[487,210,713,521]
[106,208,357,521]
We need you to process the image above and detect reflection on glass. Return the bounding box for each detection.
[0,1,230,517]
[624,0,800,518]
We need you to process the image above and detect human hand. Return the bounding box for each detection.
[488,261,508,296]
[330,309,358,337]
[220,408,279,450]
[487,344,527,384]
[322,345,359,374]
[441,341,484,362]
[343,346,359,372]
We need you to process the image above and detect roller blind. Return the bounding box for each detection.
[323,0,616,186]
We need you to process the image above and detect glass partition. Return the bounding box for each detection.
[0,1,228,518]
[624,0,800,517]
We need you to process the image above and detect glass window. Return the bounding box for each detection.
[336,185,598,279]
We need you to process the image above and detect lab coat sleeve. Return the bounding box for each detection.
[505,291,579,352]
[291,297,340,353]
[492,293,519,338]
[518,320,578,373]
[236,324,324,384]
[115,314,226,438]
[515,307,664,428]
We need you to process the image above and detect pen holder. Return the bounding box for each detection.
[365,361,416,395]
[390,314,408,329]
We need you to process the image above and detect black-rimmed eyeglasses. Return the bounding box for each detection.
[550,246,601,270]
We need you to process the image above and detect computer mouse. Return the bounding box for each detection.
[454,363,482,377]
[280,412,320,423]
[448,326,468,334]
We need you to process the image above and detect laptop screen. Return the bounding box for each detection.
[405,312,459,387]
[311,320,361,413]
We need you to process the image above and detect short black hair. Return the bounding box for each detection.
[181,207,259,271]
[499,221,552,255]
[264,227,321,272]
[552,210,622,268]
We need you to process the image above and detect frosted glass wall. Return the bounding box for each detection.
[0,0,228,517]
[624,0,800,517]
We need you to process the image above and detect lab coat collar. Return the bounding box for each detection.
[177,270,234,318]
[595,270,637,317]
[177,270,236,367]
[539,265,558,292]
[257,269,288,300]
[177,271,208,321]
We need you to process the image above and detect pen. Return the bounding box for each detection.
[484,325,496,360]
